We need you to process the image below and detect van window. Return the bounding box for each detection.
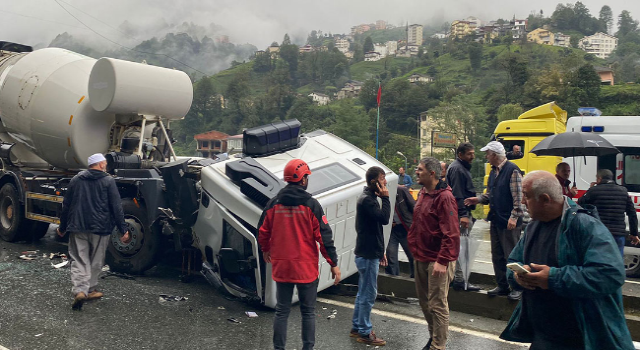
[615,147,640,192]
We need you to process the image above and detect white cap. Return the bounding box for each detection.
[87,153,106,166]
[480,141,506,156]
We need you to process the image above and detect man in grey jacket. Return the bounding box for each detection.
[58,153,130,310]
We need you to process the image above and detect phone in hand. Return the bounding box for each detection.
[507,262,529,274]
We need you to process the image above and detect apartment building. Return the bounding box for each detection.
[527,28,554,45]
[554,32,572,47]
[408,24,423,46]
[579,32,618,59]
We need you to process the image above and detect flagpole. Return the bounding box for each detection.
[376,81,381,160]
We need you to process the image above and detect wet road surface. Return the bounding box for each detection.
[0,231,527,350]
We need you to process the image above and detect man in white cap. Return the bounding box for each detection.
[465,141,525,301]
[58,153,130,310]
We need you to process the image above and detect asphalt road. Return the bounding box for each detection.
[0,232,527,350]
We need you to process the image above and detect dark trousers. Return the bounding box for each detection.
[385,225,414,277]
[490,223,522,289]
[274,279,318,350]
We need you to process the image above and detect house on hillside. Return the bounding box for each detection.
[431,33,447,39]
[376,20,387,30]
[527,28,554,45]
[364,51,382,61]
[373,44,388,58]
[512,19,527,40]
[579,32,618,59]
[336,81,364,100]
[194,130,230,158]
[408,74,434,84]
[450,20,476,39]
[595,66,614,85]
[267,44,280,56]
[386,41,398,55]
[299,45,314,53]
[554,32,572,47]
[335,38,350,53]
[309,92,330,105]
[225,134,243,155]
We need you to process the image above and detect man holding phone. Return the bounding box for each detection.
[501,171,633,349]
[409,157,460,350]
[351,166,390,346]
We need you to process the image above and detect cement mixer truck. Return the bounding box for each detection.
[0,43,396,307]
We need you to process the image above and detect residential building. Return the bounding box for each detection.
[308,92,330,105]
[351,24,372,36]
[554,32,572,47]
[476,25,501,43]
[299,45,314,53]
[419,112,434,158]
[254,50,266,56]
[386,40,398,55]
[408,74,434,84]
[335,38,350,53]
[450,20,476,39]
[376,20,387,30]
[579,32,618,59]
[595,66,614,85]
[194,130,230,158]
[267,44,280,57]
[527,28,554,45]
[465,16,483,28]
[344,51,354,59]
[512,19,527,40]
[225,134,243,155]
[373,44,388,58]
[407,24,423,46]
[431,33,447,40]
[364,51,382,61]
[336,81,364,100]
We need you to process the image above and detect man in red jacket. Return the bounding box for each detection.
[408,157,461,350]
[258,159,341,350]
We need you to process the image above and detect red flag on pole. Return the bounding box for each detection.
[376,84,382,107]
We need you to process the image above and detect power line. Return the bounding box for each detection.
[0,9,87,30]
[53,0,207,76]
[57,0,134,40]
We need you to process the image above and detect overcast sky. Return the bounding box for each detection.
[2,0,640,49]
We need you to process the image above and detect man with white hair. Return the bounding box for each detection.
[500,170,633,349]
[465,141,525,300]
[58,153,130,310]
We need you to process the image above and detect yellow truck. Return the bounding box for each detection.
[482,102,567,214]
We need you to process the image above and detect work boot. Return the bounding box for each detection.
[72,292,87,310]
[357,331,386,346]
[507,290,522,301]
[87,290,104,300]
[350,329,359,338]
[452,281,482,292]
[487,286,510,296]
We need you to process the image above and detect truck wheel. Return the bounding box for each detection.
[27,221,51,240]
[625,254,640,277]
[106,199,160,274]
[0,183,25,242]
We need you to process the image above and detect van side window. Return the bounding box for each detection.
[614,147,640,192]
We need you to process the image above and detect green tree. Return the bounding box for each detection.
[253,52,272,72]
[496,103,524,122]
[363,36,374,53]
[279,43,299,80]
[468,43,482,71]
[566,63,601,106]
[328,99,372,150]
[282,33,291,46]
[618,10,639,37]
[599,5,614,34]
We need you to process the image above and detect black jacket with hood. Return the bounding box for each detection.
[60,169,127,235]
[578,180,639,237]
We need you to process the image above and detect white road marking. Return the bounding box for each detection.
[626,279,640,285]
[317,297,528,347]
[0,344,9,350]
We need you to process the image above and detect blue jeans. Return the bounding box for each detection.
[352,256,379,336]
[614,235,626,257]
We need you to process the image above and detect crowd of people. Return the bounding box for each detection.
[60,144,638,349]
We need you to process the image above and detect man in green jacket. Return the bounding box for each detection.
[500,170,633,350]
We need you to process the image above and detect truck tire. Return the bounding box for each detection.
[0,183,25,242]
[27,220,51,240]
[106,199,160,274]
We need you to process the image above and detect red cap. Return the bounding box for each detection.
[283,159,312,183]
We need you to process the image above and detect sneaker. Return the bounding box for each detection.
[72,292,86,310]
[350,329,359,338]
[87,290,104,300]
[357,331,386,346]
[487,286,510,296]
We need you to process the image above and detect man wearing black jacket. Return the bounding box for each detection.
[58,153,130,310]
[446,143,482,292]
[578,169,640,256]
[351,166,391,347]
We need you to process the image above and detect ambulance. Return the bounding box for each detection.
[565,112,640,276]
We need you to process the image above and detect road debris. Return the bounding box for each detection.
[245,311,258,318]
[217,306,225,310]
[159,294,188,302]
[49,252,67,260]
[51,260,69,269]
[227,317,241,323]
[19,254,38,260]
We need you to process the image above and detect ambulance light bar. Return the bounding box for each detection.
[243,119,301,157]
